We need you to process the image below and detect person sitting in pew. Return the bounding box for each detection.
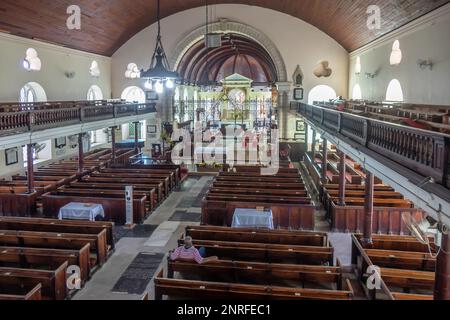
[170,236,218,264]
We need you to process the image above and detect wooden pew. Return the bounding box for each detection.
[0,229,108,265]
[324,153,363,185]
[114,164,182,185]
[0,283,42,300]
[391,292,434,300]
[325,190,404,199]
[81,176,164,201]
[179,238,334,265]
[354,234,433,253]
[322,189,407,216]
[185,226,328,247]
[330,201,425,235]
[220,172,301,178]
[232,166,300,175]
[87,173,170,198]
[0,261,68,300]
[99,168,176,189]
[205,193,311,204]
[364,249,436,271]
[0,180,57,195]
[90,171,170,195]
[351,234,436,300]
[168,259,342,289]
[154,269,354,300]
[12,175,74,189]
[57,187,154,212]
[42,191,147,225]
[213,181,305,190]
[380,268,435,291]
[69,182,158,209]
[0,192,38,217]
[0,217,115,251]
[0,245,91,283]
[216,176,303,184]
[209,187,308,197]
[324,184,394,192]
[330,198,412,208]
[1,217,113,249]
[202,199,315,231]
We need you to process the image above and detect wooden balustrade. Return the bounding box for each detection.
[297,103,450,189]
[0,101,156,137]
[323,112,339,132]
[0,111,30,134]
[83,104,114,122]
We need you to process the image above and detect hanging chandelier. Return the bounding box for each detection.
[141,0,179,93]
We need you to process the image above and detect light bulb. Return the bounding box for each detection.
[155,81,164,93]
[23,59,31,71]
[144,80,153,90]
[166,79,174,89]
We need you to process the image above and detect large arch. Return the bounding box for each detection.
[170,20,288,83]
[177,33,278,85]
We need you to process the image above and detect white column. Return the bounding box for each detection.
[276,82,292,140]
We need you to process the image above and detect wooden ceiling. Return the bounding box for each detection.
[0,0,448,56]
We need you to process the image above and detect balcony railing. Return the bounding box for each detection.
[0,100,157,137]
[294,102,450,189]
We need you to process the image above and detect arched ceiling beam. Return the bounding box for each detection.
[181,37,277,84]
[192,48,276,84]
[178,34,278,82]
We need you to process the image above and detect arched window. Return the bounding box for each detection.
[19,82,47,103]
[121,86,146,103]
[352,84,363,100]
[308,85,337,105]
[386,79,404,102]
[87,85,103,101]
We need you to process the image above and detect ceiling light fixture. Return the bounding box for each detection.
[140,0,179,92]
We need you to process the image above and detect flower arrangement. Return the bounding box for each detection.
[197,162,224,169]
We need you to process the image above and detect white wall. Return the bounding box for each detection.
[0,33,111,102]
[349,5,450,105]
[112,5,349,100]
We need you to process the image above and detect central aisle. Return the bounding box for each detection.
[73,176,214,300]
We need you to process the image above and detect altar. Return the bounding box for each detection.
[196,73,274,133]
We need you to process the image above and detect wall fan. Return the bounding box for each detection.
[32,143,47,160]
[402,214,443,257]
[68,135,78,149]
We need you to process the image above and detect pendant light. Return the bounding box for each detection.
[140,0,179,91]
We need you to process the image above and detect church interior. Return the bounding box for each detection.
[0,0,450,302]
